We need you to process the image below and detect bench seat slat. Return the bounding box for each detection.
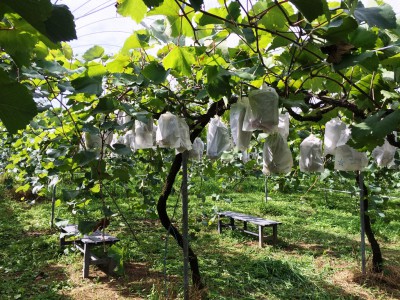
[218,211,281,226]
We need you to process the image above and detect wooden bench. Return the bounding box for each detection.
[217,211,281,247]
[59,224,120,278]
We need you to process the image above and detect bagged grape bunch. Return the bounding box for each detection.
[207,116,231,159]
[299,135,324,172]
[324,118,347,155]
[277,113,290,140]
[372,139,396,167]
[243,84,279,133]
[230,98,252,151]
[135,116,154,149]
[334,145,368,171]
[84,132,102,152]
[116,110,131,126]
[189,137,204,160]
[262,132,293,174]
[156,112,181,148]
[175,117,192,153]
[123,130,135,150]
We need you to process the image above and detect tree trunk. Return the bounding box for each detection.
[157,154,204,289]
[156,97,236,290]
[356,174,383,273]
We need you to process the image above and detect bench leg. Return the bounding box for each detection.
[272,224,278,244]
[243,221,247,231]
[83,243,91,278]
[229,217,235,230]
[258,226,264,248]
[60,236,65,249]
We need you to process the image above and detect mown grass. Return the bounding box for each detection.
[0,175,399,299]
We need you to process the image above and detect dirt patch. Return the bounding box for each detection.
[60,261,181,299]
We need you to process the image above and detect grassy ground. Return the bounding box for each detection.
[0,177,399,299]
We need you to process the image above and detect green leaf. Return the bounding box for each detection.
[267,32,296,51]
[121,31,149,54]
[226,2,240,21]
[0,69,38,133]
[289,0,326,22]
[93,98,118,114]
[280,96,310,113]
[86,62,107,78]
[143,0,164,9]
[106,54,130,73]
[242,28,256,44]
[0,30,37,66]
[141,62,169,84]
[197,8,225,26]
[333,51,377,71]
[90,183,101,193]
[61,42,73,60]
[111,144,132,156]
[78,220,98,234]
[206,65,231,99]
[323,16,358,42]
[349,110,400,151]
[163,47,195,76]
[348,27,377,50]
[83,46,105,61]
[113,167,131,181]
[73,151,97,166]
[354,4,396,29]
[260,3,291,30]
[62,189,80,201]
[43,5,77,42]
[117,0,148,23]
[71,76,103,95]
[189,0,203,12]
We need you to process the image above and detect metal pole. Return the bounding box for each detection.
[181,151,190,299]
[358,171,366,275]
[51,184,57,228]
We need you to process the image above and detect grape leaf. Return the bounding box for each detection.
[0,69,38,133]
[163,47,195,76]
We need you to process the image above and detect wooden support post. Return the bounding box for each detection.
[50,184,57,228]
[243,221,247,231]
[83,243,91,278]
[272,224,278,244]
[258,226,264,248]
[230,217,235,229]
[60,235,65,249]
[217,215,222,234]
[181,151,190,300]
[358,171,366,275]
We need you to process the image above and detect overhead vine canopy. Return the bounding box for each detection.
[1,0,399,285]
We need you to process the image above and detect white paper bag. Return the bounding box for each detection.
[277,113,290,140]
[230,98,252,151]
[156,112,180,148]
[334,145,368,171]
[262,132,293,174]
[135,117,154,149]
[243,84,279,133]
[84,132,102,151]
[116,110,131,126]
[372,140,396,167]
[300,135,324,172]
[324,118,347,155]
[123,130,135,150]
[176,118,192,153]
[207,116,232,159]
[189,137,204,160]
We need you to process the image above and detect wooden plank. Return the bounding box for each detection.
[218,211,281,226]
